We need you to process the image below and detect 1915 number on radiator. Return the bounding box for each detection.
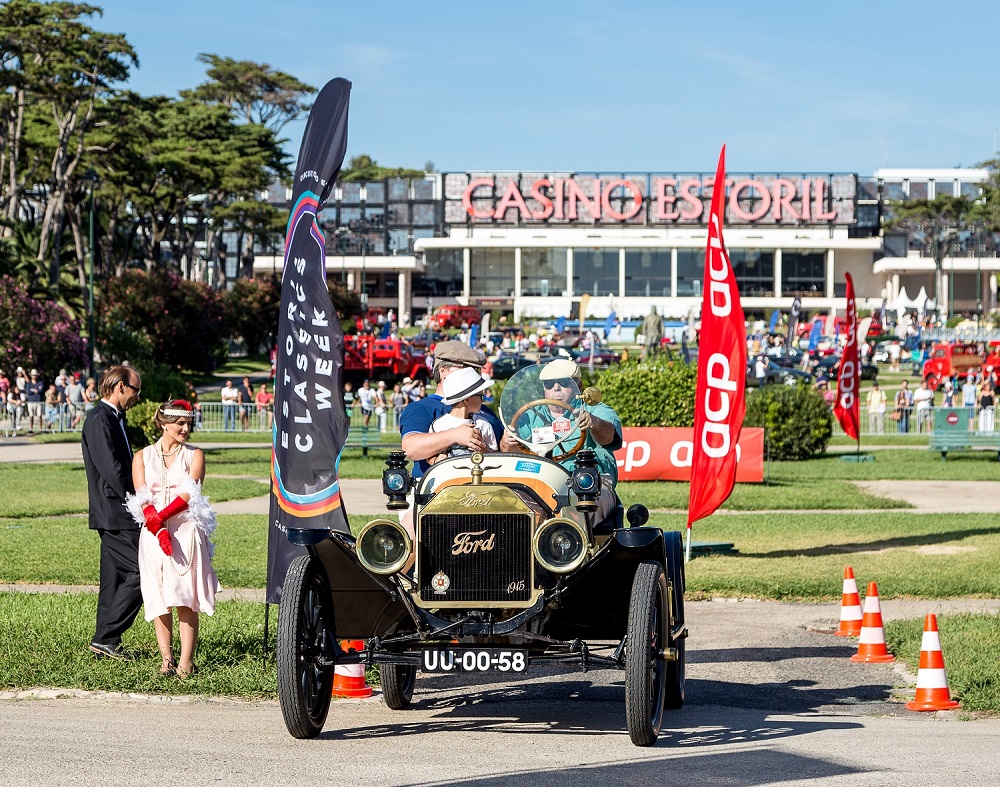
[421,648,528,673]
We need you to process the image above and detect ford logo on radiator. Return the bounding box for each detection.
[451,529,497,555]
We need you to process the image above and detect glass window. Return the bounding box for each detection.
[572,248,619,297]
[730,249,774,297]
[908,181,928,199]
[341,183,362,204]
[413,180,434,200]
[412,203,436,226]
[388,179,409,200]
[933,180,955,198]
[470,247,515,296]
[365,182,385,202]
[388,204,410,224]
[521,248,567,297]
[960,181,981,199]
[883,181,905,201]
[781,251,826,295]
[388,229,410,254]
[676,249,701,296]
[624,248,671,296]
[415,249,463,297]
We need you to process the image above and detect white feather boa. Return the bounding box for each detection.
[125,473,218,549]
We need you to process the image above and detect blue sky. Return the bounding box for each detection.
[92,1,1000,175]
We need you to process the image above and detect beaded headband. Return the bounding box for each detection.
[159,399,194,418]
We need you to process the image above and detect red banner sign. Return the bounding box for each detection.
[834,272,860,440]
[688,146,747,527]
[615,427,764,482]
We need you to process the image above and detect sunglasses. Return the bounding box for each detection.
[542,378,574,390]
[121,381,141,396]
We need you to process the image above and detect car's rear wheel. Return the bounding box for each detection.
[380,663,416,710]
[277,554,336,738]
[625,561,668,746]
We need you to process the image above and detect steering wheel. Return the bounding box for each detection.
[506,398,589,460]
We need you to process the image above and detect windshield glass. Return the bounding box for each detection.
[499,364,584,457]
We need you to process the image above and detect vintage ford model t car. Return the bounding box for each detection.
[276,364,687,746]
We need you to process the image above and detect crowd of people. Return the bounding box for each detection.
[1,366,100,435]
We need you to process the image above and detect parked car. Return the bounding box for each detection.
[430,304,483,330]
[550,339,620,368]
[746,359,814,388]
[812,355,879,381]
[489,354,537,379]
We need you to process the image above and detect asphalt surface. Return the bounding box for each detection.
[3,438,1000,784]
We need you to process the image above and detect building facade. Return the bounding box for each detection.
[253,167,998,323]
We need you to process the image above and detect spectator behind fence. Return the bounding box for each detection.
[866,381,887,434]
[25,369,44,433]
[255,383,274,431]
[895,380,913,433]
[912,380,934,433]
[220,380,239,432]
[978,382,996,432]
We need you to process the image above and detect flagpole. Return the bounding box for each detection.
[685,524,692,563]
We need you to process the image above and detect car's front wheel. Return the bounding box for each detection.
[277,554,336,738]
[625,561,668,746]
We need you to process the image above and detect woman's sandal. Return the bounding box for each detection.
[159,658,177,677]
[175,664,199,679]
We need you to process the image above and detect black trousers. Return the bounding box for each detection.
[94,528,143,648]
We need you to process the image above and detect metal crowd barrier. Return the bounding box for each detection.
[189,402,402,434]
[829,404,998,437]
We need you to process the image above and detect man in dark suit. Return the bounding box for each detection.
[81,364,143,659]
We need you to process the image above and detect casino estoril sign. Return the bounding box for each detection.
[449,173,855,226]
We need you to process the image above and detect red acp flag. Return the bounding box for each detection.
[687,146,747,528]
[833,272,861,440]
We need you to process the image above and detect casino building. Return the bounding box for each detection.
[253,167,998,323]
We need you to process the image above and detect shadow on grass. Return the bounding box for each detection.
[737,526,1000,558]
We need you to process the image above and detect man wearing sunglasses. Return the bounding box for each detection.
[500,358,623,523]
[81,364,144,660]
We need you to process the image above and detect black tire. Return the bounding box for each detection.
[380,663,416,710]
[277,554,336,739]
[625,561,668,747]
[663,532,686,710]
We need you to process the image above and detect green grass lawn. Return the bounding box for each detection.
[3,438,999,709]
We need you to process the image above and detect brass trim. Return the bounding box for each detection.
[532,517,589,574]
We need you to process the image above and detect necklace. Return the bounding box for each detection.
[157,441,182,457]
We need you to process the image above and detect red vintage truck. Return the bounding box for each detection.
[343,335,428,385]
[922,342,1000,389]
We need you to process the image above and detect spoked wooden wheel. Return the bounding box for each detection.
[277,554,336,738]
[625,561,668,746]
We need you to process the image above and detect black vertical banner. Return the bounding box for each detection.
[266,78,352,604]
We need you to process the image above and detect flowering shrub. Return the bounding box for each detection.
[98,270,227,373]
[0,276,86,376]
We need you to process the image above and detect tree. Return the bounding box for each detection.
[98,269,226,373]
[223,275,281,357]
[340,154,425,183]
[0,0,136,294]
[886,195,972,315]
[184,54,314,134]
[0,274,86,376]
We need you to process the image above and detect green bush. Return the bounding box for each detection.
[126,400,160,449]
[596,360,697,427]
[744,383,832,460]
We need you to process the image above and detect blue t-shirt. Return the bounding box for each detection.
[517,401,623,484]
[400,394,505,478]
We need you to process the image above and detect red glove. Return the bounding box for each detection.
[157,496,189,523]
[157,527,172,556]
[142,505,164,534]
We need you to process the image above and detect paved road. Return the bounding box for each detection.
[3,598,999,786]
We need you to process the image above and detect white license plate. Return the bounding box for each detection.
[420,648,528,673]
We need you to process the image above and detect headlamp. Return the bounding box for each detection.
[382,451,411,509]
[356,518,412,575]
[533,517,589,573]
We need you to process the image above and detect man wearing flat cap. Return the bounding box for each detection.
[399,340,505,481]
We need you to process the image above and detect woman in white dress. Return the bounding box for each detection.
[126,399,220,677]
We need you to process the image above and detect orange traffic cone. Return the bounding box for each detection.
[850,582,896,663]
[834,566,863,637]
[906,614,960,712]
[332,639,373,698]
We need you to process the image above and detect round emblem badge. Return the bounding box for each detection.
[432,571,451,594]
[946,413,959,425]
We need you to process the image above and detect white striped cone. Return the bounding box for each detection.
[850,581,895,663]
[835,566,863,637]
[332,639,373,698]
[906,614,960,711]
